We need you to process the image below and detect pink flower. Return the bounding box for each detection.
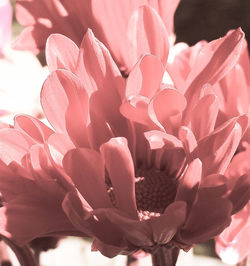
[215,144,250,264]
[41,29,249,256]
[0,0,48,123]
[14,0,180,72]
[0,116,83,245]
[0,27,249,260]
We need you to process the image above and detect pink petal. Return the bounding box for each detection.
[175,159,202,206]
[63,148,112,209]
[120,95,154,127]
[148,0,180,36]
[87,112,114,150]
[148,88,187,132]
[127,5,169,68]
[228,174,250,214]
[126,54,164,98]
[179,198,232,244]
[14,115,54,143]
[0,191,76,245]
[75,30,127,135]
[0,160,34,202]
[190,94,219,140]
[178,126,197,154]
[100,138,137,219]
[144,130,183,150]
[194,115,249,176]
[12,25,49,54]
[47,133,75,167]
[62,191,93,236]
[89,208,152,249]
[184,28,244,122]
[46,34,79,72]
[149,201,187,244]
[75,29,124,97]
[219,64,249,117]
[215,203,250,264]
[41,69,89,147]
[92,238,125,258]
[0,129,29,165]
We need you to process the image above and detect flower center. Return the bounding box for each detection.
[135,168,177,219]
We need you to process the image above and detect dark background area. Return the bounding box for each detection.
[175,0,250,46]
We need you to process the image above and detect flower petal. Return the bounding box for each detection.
[127,5,169,68]
[46,34,79,72]
[148,88,187,131]
[179,198,232,244]
[41,69,89,147]
[175,159,202,207]
[126,54,164,98]
[193,115,249,176]
[63,148,112,209]
[190,94,219,140]
[184,28,244,122]
[100,137,137,219]
[149,201,187,244]
[14,115,54,143]
[0,128,29,165]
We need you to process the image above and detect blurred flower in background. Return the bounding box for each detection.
[0,0,48,125]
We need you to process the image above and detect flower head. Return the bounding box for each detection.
[14,0,180,72]
[0,24,249,260]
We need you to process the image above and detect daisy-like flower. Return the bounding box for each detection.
[0,25,249,266]
[14,0,180,73]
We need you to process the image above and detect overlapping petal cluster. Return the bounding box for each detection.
[0,22,249,260]
[0,0,249,264]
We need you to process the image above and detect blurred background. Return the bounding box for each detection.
[175,0,250,46]
[3,0,249,265]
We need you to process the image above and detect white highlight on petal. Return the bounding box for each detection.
[220,247,239,265]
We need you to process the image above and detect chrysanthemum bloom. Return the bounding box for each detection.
[0,0,48,124]
[215,146,250,265]
[0,26,249,266]
[14,0,179,72]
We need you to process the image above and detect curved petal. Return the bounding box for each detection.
[149,201,186,244]
[126,54,164,98]
[90,208,152,249]
[149,88,187,131]
[175,159,202,207]
[184,28,245,122]
[148,0,180,36]
[127,5,169,68]
[47,133,75,167]
[63,148,112,209]
[0,191,76,245]
[120,95,154,127]
[14,115,54,143]
[215,203,250,264]
[46,33,79,72]
[193,115,249,176]
[179,198,232,244]
[0,128,29,165]
[178,126,197,154]
[190,94,219,140]
[41,69,89,147]
[100,138,137,219]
